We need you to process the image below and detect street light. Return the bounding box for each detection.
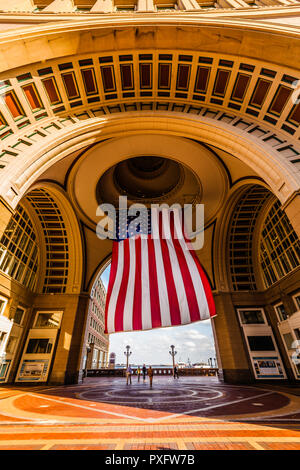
[124,345,132,369]
[169,344,177,374]
[83,342,92,382]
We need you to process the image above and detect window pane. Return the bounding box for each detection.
[239,310,265,324]
[26,338,51,354]
[35,312,60,328]
[247,335,275,351]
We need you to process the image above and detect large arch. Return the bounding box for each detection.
[0,11,300,385]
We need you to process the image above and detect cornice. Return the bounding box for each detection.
[0,13,299,45]
[0,4,300,24]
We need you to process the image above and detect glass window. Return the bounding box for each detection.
[26,338,52,354]
[239,309,265,324]
[275,304,288,321]
[0,331,7,348]
[6,335,17,354]
[294,294,300,310]
[229,186,271,291]
[34,312,61,328]
[14,307,25,325]
[294,328,300,341]
[0,205,38,290]
[0,298,7,315]
[247,335,275,351]
[260,201,300,288]
[283,333,294,350]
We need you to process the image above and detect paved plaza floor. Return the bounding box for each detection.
[0,376,299,450]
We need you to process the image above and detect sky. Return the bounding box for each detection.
[101,266,216,366]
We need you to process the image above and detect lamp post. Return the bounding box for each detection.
[124,345,132,369]
[83,343,92,382]
[169,344,177,375]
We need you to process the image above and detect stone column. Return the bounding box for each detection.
[212,293,253,383]
[46,293,91,384]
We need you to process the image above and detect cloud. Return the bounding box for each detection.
[108,321,216,366]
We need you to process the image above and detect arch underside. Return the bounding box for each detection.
[0,16,299,386]
[0,19,300,210]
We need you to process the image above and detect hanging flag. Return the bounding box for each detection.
[104,207,216,334]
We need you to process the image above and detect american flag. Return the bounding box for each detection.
[104,207,216,334]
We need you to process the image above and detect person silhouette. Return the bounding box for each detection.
[126,365,132,385]
[142,364,147,382]
[148,366,153,388]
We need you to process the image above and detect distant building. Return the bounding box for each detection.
[108,352,116,369]
[85,276,109,370]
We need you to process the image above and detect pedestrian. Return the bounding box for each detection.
[142,364,147,382]
[173,365,179,379]
[148,365,153,388]
[137,366,141,382]
[126,365,133,385]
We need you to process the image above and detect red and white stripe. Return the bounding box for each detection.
[105,208,216,334]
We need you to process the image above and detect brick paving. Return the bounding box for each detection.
[0,376,299,450]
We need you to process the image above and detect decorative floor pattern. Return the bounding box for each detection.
[0,377,299,450]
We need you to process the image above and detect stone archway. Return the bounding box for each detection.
[0,15,299,385]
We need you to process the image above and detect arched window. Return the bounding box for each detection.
[229,185,270,291]
[259,200,300,288]
[0,205,39,290]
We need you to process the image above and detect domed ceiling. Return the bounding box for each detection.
[97,155,198,204]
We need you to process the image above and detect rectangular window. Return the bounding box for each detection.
[100,66,116,93]
[283,332,294,350]
[34,312,61,329]
[14,307,25,325]
[22,83,43,111]
[61,72,80,100]
[120,64,134,90]
[249,79,271,108]
[268,85,292,116]
[0,112,7,129]
[231,73,251,102]
[0,297,8,316]
[0,331,7,348]
[213,69,231,97]
[275,303,288,321]
[42,77,61,105]
[6,335,17,354]
[81,68,98,95]
[194,66,210,94]
[239,309,265,324]
[3,91,25,119]
[294,328,300,340]
[139,63,152,89]
[293,294,300,310]
[176,64,191,91]
[158,63,172,89]
[287,103,300,126]
[26,338,52,354]
[247,335,276,351]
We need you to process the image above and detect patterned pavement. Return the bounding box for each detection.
[0,376,299,450]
